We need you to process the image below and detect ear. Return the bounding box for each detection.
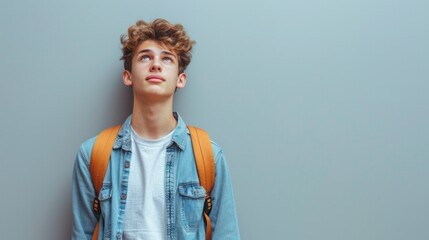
[122,70,132,87]
[176,73,187,89]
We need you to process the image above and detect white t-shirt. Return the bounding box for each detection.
[123,127,175,240]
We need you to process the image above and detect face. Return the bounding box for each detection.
[122,40,186,100]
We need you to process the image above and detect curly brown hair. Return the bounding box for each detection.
[120,19,195,74]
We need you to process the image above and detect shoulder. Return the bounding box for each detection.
[209,139,224,161]
[76,136,97,166]
[184,127,225,162]
[80,136,97,151]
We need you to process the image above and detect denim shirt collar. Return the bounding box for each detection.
[113,112,189,151]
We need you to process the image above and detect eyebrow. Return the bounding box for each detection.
[137,49,177,59]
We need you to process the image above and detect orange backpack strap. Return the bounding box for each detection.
[90,125,121,240]
[187,126,215,240]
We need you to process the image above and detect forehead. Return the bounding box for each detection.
[135,40,177,56]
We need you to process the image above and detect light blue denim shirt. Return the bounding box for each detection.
[72,113,240,240]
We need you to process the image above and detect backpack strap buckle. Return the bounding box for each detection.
[204,194,212,215]
[93,197,101,216]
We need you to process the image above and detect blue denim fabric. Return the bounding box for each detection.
[72,113,240,240]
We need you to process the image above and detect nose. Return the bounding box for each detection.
[150,58,162,72]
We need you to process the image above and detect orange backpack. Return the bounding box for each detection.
[90,125,215,240]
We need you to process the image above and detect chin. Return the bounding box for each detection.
[135,90,174,99]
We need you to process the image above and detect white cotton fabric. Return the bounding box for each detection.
[123,127,175,240]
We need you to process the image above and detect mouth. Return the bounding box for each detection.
[146,75,165,83]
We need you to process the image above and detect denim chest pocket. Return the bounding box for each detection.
[178,182,206,232]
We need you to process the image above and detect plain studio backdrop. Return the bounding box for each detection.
[0,0,428,239]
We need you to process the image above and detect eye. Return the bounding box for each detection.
[163,57,173,63]
[140,55,151,61]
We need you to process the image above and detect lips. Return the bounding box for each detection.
[146,75,165,83]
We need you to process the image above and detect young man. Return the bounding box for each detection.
[72,19,240,240]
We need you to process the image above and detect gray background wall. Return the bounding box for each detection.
[0,0,428,239]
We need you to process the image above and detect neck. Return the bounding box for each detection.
[131,96,177,140]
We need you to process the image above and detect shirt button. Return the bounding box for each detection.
[124,161,130,168]
[116,233,122,239]
[120,194,127,200]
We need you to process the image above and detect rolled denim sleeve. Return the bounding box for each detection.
[72,140,97,240]
[210,148,241,239]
